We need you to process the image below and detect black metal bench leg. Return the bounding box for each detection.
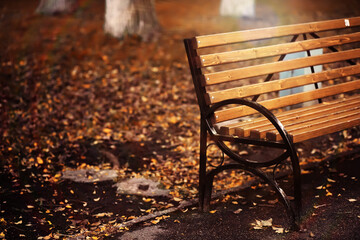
[290,151,302,222]
[202,174,214,212]
[199,118,208,211]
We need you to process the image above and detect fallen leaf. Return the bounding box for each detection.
[272,226,284,234]
[151,219,160,224]
[37,157,44,164]
[348,199,357,202]
[314,204,327,209]
[93,212,113,218]
[327,178,336,183]
[233,208,243,214]
[261,218,273,227]
[209,210,217,214]
[251,218,273,229]
[143,198,152,202]
[268,199,278,204]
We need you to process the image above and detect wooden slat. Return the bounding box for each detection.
[199,32,360,67]
[195,17,360,48]
[251,106,360,139]
[267,112,360,142]
[214,80,360,123]
[292,117,360,143]
[203,49,360,86]
[219,96,360,135]
[206,64,360,104]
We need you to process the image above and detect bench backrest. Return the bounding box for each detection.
[184,17,360,125]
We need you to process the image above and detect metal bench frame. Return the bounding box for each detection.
[184,17,360,228]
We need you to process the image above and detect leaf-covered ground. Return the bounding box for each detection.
[1,0,360,239]
[0,1,213,238]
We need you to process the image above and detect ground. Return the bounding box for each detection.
[0,0,360,239]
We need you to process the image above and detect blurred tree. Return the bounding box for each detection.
[104,0,160,41]
[36,0,77,14]
[220,0,255,18]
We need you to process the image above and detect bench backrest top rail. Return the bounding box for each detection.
[199,32,360,67]
[194,16,360,49]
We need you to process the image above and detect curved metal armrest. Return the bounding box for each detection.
[204,98,293,145]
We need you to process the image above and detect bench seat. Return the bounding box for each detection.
[220,95,360,143]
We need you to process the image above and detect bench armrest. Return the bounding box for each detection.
[203,98,293,144]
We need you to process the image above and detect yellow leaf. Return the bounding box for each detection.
[168,116,178,124]
[173,197,182,202]
[37,157,44,164]
[209,210,217,214]
[151,219,160,224]
[142,198,152,203]
[103,128,112,134]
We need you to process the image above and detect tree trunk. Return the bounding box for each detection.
[220,0,255,18]
[36,0,77,15]
[104,0,160,41]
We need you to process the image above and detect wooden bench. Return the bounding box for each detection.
[184,16,360,228]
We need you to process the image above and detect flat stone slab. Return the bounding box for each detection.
[120,225,166,240]
[62,169,118,183]
[113,177,170,197]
